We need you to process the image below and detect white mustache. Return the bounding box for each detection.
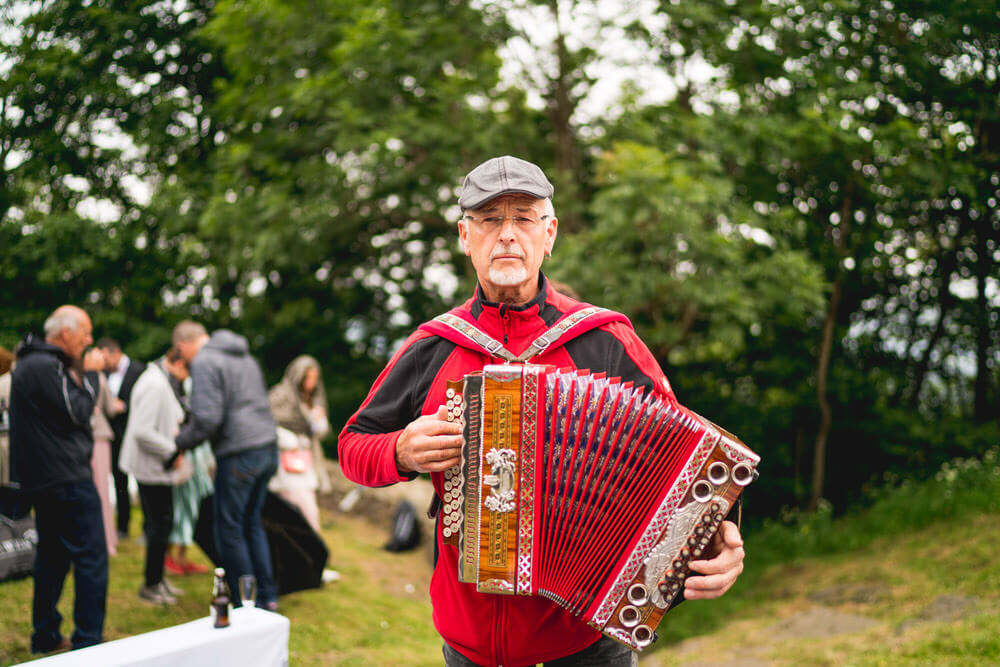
[490,245,526,260]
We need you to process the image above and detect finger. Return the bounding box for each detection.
[683,572,737,599]
[416,417,463,436]
[434,405,449,421]
[719,520,743,547]
[688,545,744,575]
[420,457,462,473]
[416,445,463,464]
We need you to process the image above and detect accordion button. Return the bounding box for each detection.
[672,559,683,570]
[694,526,705,536]
[702,514,713,525]
[692,547,702,557]
[714,512,725,522]
[687,536,698,547]
[658,582,670,594]
[710,502,721,513]
[680,548,690,559]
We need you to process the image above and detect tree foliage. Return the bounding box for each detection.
[1,0,996,515]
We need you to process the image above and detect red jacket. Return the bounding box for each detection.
[339,276,674,666]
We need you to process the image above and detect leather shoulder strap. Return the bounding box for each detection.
[420,306,620,363]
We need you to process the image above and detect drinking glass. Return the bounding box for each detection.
[238,574,257,608]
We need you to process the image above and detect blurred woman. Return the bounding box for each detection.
[90,364,124,556]
[267,355,332,533]
[165,366,214,576]
[119,347,192,604]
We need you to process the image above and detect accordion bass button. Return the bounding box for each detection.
[732,461,754,486]
[627,583,649,606]
[632,625,654,648]
[692,480,713,503]
[707,461,730,485]
[618,605,642,628]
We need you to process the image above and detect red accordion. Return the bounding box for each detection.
[439,364,760,651]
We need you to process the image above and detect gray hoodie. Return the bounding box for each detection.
[176,330,276,458]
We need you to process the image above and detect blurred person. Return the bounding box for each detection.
[165,440,213,576]
[172,321,279,609]
[89,366,125,556]
[9,306,108,653]
[268,355,332,533]
[166,369,214,576]
[96,337,146,539]
[119,346,192,605]
[338,157,746,666]
[1,345,13,489]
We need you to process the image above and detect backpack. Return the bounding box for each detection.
[383,500,421,552]
[0,512,37,582]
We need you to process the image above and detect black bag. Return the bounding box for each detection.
[0,512,37,582]
[383,500,421,552]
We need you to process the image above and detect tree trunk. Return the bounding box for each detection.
[808,271,843,511]
[973,222,993,422]
[545,0,581,232]
[907,238,958,408]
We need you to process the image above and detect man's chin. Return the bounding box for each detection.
[488,267,529,287]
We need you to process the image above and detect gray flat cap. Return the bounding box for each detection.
[458,156,554,210]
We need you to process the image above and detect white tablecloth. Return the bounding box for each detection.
[19,607,289,667]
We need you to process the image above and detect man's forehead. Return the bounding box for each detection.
[472,195,543,213]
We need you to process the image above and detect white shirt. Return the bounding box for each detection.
[108,353,131,397]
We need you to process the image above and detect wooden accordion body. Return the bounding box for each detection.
[439,364,760,651]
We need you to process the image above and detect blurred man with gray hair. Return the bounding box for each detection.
[9,305,108,653]
[172,320,279,609]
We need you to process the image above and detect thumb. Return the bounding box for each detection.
[721,520,744,547]
[434,405,450,421]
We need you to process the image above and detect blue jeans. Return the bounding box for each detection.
[213,444,278,606]
[442,636,638,666]
[31,480,108,651]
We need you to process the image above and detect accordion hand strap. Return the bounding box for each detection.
[430,306,610,363]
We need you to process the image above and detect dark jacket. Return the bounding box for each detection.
[338,275,674,667]
[9,335,98,493]
[175,330,276,457]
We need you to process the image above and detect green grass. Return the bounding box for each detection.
[3,448,999,665]
[0,511,440,666]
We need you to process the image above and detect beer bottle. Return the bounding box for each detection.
[211,567,231,628]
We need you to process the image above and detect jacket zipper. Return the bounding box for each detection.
[499,304,510,346]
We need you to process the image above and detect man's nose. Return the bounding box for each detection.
[497,218,517,242]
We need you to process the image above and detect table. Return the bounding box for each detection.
[19,607,289,667]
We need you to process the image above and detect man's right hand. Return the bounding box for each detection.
[395,406,462,474]
[83,348,105,372]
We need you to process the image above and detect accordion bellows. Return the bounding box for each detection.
[440,364,760,651]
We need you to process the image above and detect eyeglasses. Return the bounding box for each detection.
[463,214,550,232]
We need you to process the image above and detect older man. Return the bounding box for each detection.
[9,306,108,653]
[339,156,747,666]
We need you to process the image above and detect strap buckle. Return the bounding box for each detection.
[485,339,505,356]
[531,335,552,353]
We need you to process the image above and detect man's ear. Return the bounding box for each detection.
[545,216,558,256]
[458,220,471,256]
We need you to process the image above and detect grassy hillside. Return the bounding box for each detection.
[2,448,998,665]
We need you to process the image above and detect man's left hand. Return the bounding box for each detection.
[683,520,745,600]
